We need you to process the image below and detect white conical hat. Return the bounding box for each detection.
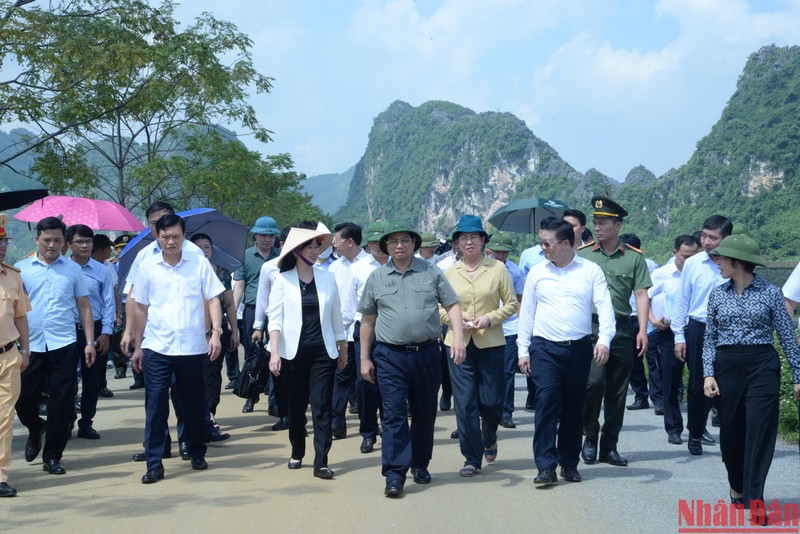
[276,227,333,269]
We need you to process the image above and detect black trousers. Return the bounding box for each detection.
[331,341,356,430]
[439,326,452,402]
[16,343,78,462]
[78,321,105,427]
[203,328,231,414]
[715,345,780,508]
[659,329,687,436]
[282,344,336,469]
[353,320,382,439]
[531,337,593,471]
[685,319,712,439]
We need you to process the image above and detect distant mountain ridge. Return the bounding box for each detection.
[328,44,800,260]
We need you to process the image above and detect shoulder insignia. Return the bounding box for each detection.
[577,241,595,251]
[623,244,644,255]
[0,262,20,273]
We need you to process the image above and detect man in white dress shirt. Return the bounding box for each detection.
[670,215,732,456]
[518,218,615,485]
[131,214,224,484]
[329,222,367,439]
[649,235,699,444]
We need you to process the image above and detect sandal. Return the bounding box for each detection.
[459,465,479,477]
[484,445,498,464]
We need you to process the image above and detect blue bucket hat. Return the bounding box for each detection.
[251,216,279,235]
[451,214,488,242]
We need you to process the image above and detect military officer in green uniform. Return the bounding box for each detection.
[578,196,651,467]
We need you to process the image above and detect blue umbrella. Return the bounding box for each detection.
[117,208,247,288]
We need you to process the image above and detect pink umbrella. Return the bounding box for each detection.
[15,195,145,232]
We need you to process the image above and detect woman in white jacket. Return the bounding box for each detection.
[268,227,346,479]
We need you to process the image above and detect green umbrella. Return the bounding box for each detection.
[0,172,48,210]
[488,197,569,234]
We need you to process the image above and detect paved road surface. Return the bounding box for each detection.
[6,370,800,534]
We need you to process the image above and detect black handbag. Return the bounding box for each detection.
[233,340,270,399]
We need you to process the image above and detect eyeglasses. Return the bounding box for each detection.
[0,238,10,247]
[332,238,348,247]
[541,240,564,249]
[386,237,413,247]
[71,239,93,247]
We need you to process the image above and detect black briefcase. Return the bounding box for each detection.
[233,340,270,399]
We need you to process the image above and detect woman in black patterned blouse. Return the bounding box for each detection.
[702,235,800,523]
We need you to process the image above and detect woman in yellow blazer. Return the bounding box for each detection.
[268,227,347,480]
[440,215,518,477]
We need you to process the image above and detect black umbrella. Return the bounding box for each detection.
[487,197,569,233]
[0,173,48,210]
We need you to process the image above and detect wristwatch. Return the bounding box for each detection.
[86,340,97,347]
[210,327,223,334]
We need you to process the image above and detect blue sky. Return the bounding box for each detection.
[174,0,800,182]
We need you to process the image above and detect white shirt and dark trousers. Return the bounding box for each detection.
[518,254,615,474]
[133,251,224,473]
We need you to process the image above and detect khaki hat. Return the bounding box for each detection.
[419,233,439,248]
[361,221,387,247]
[487,231,513,252]
[711,234,765,267]
[276,227,333,269]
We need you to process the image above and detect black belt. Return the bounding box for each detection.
[591,314,631,326]
[379,339,438,353]
[688,318,706,327]
[535,335,593,347]
[0,341,15,354]
[244,304,256,309]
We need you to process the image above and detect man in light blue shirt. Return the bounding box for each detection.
[670,215,732,456]
[67,224,115,440]
[15,217,96,475]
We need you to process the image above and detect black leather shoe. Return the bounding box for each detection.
[500,419,516,429]
[668,433,683,445]
[141,466,165,484]
[332,427,346,440]
[385,479,404,497]
[25,426,45,462]
[287,459,302,470]
[205,430,231,443]
[224,381,235,390]
[77,425,100,439]
[688,438,703,455]
[560,466,582,482]
[581,438,597,464]
[43,458,66,475]
[313,467,335,479]
[74,396,81,413]
[525,400,536,411]
[412,467,431,484]
[129,382,144,390]
[439,397,451,411]
[191,457,208,470]
[132,452,146,462]
[349,404,359,415]
[98,387,114,398]
[450,430,459,439]
[242,399,254,413]
[0,482,17,497]
[534,467,557,485]
[272,417,289,431]
[360,436,376,454]
[599,450,628,466]
[654,406,664,416]
[701,429,716,445]
[180,442,190,461]
[626,398,649,410]
[114,370,126,379]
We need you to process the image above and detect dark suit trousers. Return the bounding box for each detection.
[686,319,712,439]
[584,319,633,453]
[353,320,382,439]
[374,341,441,483]
[203,328,231,414]
[659,328,687,436]
[531,337,593,471]
[78,321,105,427]
[282,345,336,470]
[715,345,780,508]
[449,340,504,468]
[16,343,78,462]
[331,341,356,430]
[143,350,206,471]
